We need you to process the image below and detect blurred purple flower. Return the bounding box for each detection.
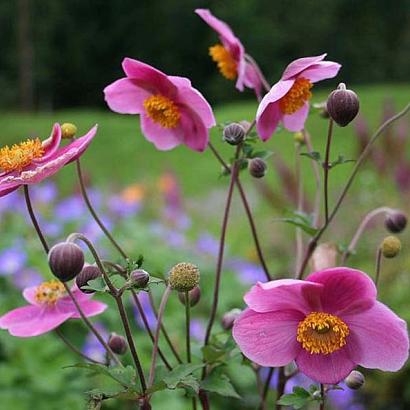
[0,190,24,215]
[108,183,145,218]
[190,319,206,342]
[0,246,27,276]
[55,196,86,222]
[81,215,113,243]
[227,258,266,284]
[30,181,58,205]
[133,292,156,330]
[196,233,219,257]
[82,322,109,363]
[12,268,43,289]
[41,220,63,238]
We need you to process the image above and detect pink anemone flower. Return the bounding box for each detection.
[233,267,409,384]
[104,58,216,152]
[0,280,107,337]
[195,9,262,97]
[256,54,341,140]
[0,123,97,197]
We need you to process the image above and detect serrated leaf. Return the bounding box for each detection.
[201,345,226,364]
[201,370,240,399]
[301,151,321,163]
[162,363,204,389]
[82,276,107,292]
[275,211,318,236]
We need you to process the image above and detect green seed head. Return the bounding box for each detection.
[381,236,401,258]
[168,262,200,292]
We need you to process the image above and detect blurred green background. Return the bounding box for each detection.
[1,1,410,409]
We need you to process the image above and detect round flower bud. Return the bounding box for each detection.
[168,262,200,292]
[326,83,360,127]
[221,308,242,330]
[381,236,401,258]
[48,242,85,282]
[130,269,150,288]
[385,211,407,233]
[345,370,365,390]
[108,333,128,355]
[293,131,305,145]
[61,123,77,139]
[178,286,201,307]
[249,158,267,178]
[76,265,101,293]
[239,120,251,132]
[223,123,245,145]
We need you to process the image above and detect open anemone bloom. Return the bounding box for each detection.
[233,267,409,384]
[104,58,215,152]
[0,280,107,337]
[0,123,97,197]
[256,54,341,140]
[195,9,262,97]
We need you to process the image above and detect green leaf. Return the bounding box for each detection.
[277,386,312,409]
[162,363,204,389]
[201,369,241,399]
[330,155,356,169]
[201,345,226,364]
[301,151,321,163]
[275,211,318,236]
[81,276,107,292]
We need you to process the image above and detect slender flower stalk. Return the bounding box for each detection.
[23,185,120,366]
[67,233,146,391]
[148,292,183,364]
[208,142,271,280]
[275,368,286,410]
[55,328,103,365]
[320,384,325,410]
[259,367,274,410]
[148,285,172,387]
[375,247,383,288]
[341,207,392,264]
[76,158,129,259]
[185,292,197,410]
[203,144,241,348]
[102,260,173,370]
[296,103,410,279]
[302,129,321,227]
[323,119,334,223]
[295,142,304,274]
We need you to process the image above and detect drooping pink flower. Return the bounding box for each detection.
[256,54,341,140]
[195,9,262,97]
[0,124,97,197]
[233,267,409,384]
[104,58,215,152]
[0,280,106,337]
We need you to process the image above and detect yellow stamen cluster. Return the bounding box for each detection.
[143,95,180,128]
[297,312,349,355]
[209,44,237,80]
[0,138,44,172]
[35,280,66,305]
[279,77,313,115]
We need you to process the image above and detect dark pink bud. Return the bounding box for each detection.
[326,83,359,127]
[385,211,407,233]
[76,265,102,293]
[221,308,241,330]
[178,286,201,307]
[108,333,128,355]
[249,158,267,178]
[130,269,150,288]
[48,242,84,282]
[223,123,245,145]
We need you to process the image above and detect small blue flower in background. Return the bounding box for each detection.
[82,322,109,363]
[133,292,156,330]
[12,268,43,289]
[0,245,27,276]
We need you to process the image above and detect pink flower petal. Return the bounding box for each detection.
[306,268,377,315]
[282,102,310,132]
[23,286,40,305]
[300,61,341,83]
[281,54,327,80]
[122,58,177,98]
[243,62,262,98]
[0,184,20,198]
[0,305,72,337]
[179,108,209,152]
[233,308,303,367]
[57,296,107,319]
[344,301,409,371]
[168,76,191,88]
[175,86,215,129]
[140,115,182,150]
[104,78,150,114]
[296,347,356,384]
[40,123,62,161]
[195,9,241,53]
[244,279,323,314]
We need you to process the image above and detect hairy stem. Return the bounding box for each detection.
[375,247,383,288]
[323,119,334,224]
[295,143,304,274]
